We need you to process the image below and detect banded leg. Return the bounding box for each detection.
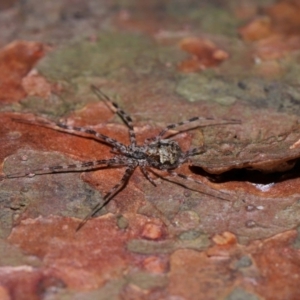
[151,117,241,141]
[77,164,136,230]
[55,122,126,152]
[91,85,137,147]
[5,158,126,179]
[149,169,231,202]
[13,117,127,152]
[168,171,231,202]
[140,166,157,186]
[183,146,206,160]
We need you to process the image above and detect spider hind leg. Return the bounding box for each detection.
[168,170,232,202]
[77,164,136,230]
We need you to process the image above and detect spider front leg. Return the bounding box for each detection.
[147,116,241,142]
[54,122,127,152]
[4,157,126,179]
[77,163,137,230]
[91,85,137,148]
[13,117,127,153]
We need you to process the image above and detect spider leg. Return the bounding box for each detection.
[168,170,231,202]
[182,146,206,161]
[77,164,136,231]
[91,85,137,147]
[149,116,241,141]
[5,158,126,179]
[55,122,127,152]
[140,166,157,186]
[12,117,127,153]
[149,168,231,202]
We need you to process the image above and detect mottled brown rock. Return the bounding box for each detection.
[169,230,300,300]
[0,41,45,103]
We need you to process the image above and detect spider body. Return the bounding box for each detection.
[145,140,183,169]
[5,85,240,229]
[123,140,183,169]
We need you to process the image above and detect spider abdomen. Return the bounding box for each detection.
[146,140,182,169]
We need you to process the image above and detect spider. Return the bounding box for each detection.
[4,85,240,229]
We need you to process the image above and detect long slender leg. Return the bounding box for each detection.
[182,147,206,161]
[140,166,157,186]
[13,118,127,152]
[77,164,136,230]
[56,122,127,151]
[149,168,231,202]
[91,85,137,147]
[150,116,241,141]
[5,158,126,179]
[168,170,231,201]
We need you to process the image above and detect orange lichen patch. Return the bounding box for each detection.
[239,0,300,60]
[178,37,229,73]
[168,230,300,300]
[266,0,300,35]
[141,222,164,240]
[240,1,300,42]
[239,17,273,42]
[0,41,45,103]
[207,232,239,259]
[212,231,237,246]
[142,256,168,274]
[21,69,52,98]
[254,34,300,61]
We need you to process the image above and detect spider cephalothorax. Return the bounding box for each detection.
[4,85,240,229]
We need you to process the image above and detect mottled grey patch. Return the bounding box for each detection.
[0,150,102,237]
[176,74,300,115]
[234,256,253,269]
[116,215,129,230]
[178,229,203,240]
[127,233,210,254]
[225,287,260,300]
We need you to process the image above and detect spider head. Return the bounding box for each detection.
[146,139,183,170]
